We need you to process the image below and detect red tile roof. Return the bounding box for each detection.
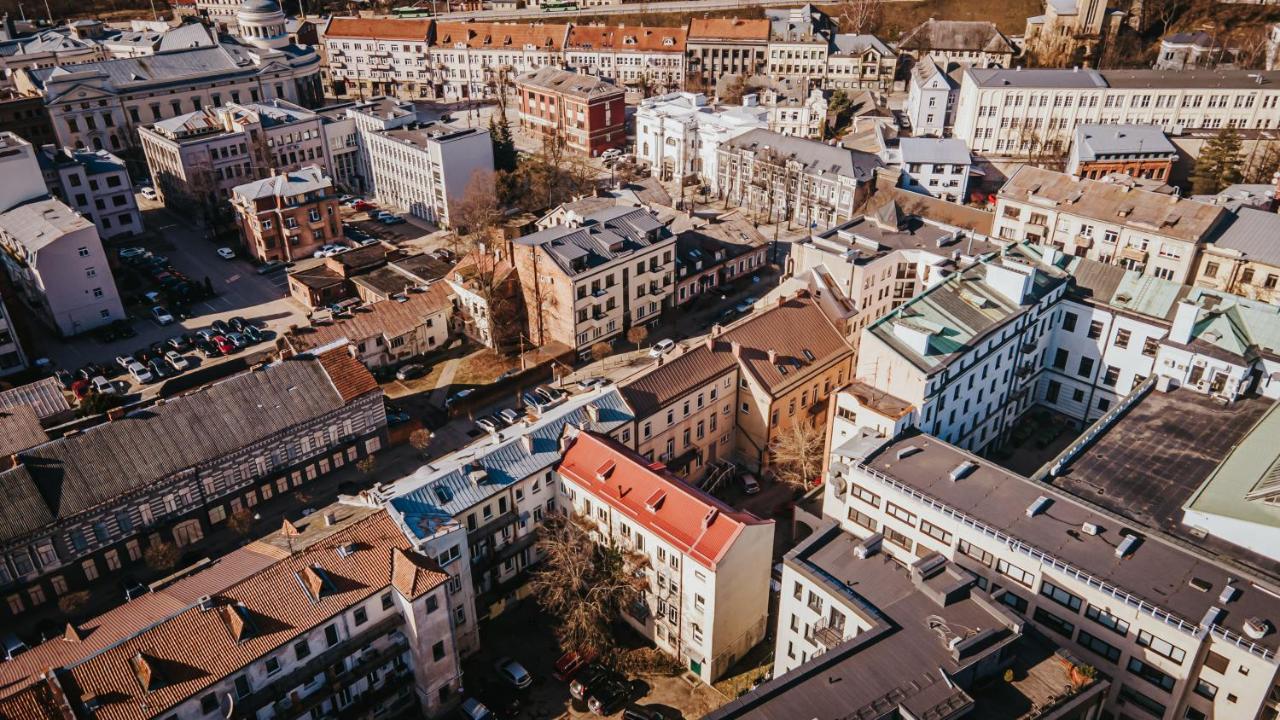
[687,17,769,42]
[314,345,380,402]
[322,16,431,41]
[558,432,770,570]
[433,21,569,50]
[566,25,687,52]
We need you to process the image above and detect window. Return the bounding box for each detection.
[437,545,460,566]
[958,539,994,566]
[1087,321,1103,339]
[432,640,446,661]
[996,558,1034,587]
[1137,630,1186,664]
[850,482,880,508]
[353,607,368,625]
[1114,329,1131,348]
[920,520,952,544]
[381,591,393,610]
[294,639,311,660]
[233,675,251,699]
[1039,580,1082,612]
[847,507,877,531]
[1203,650,1229,674]
[1118,685,1167,717]
[1077,629,1121,662]
[1033,607,1075,637]
[1127,657,1176,692]
[265,657,280,675]
[1085,604,1130,636]
[1053,349,1068,370]
[885,502,916,526]
[201,693,219,714]
[999,590,1028,613]
[1194,678,1218,700]
[1077,356,1094,378]
[1061,312,1077,332]
[883,526,913,551]
[1103,366,1119,387]
[324,624,339,647]
[1142,338,1159,357]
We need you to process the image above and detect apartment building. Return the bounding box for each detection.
[672,220,768,308]
[232,166,341,263]
[685,18,769,90]
[320,17,433,99]
[0,298,28,378]
[563,25,686,94]
[363,121,493,227]
[952,67,1280,159]
[717,129,881,228]
[0,504,465,720]
[0,87,55,146]
[37,145,141,239]
[427,22,570,101]
[381,386,635,651]
[761,88,829,140]
[993,166,1227,283]
[634,91,768,187]
[0,349,386,628]
[513,205,675,355]
[620,291,853,477]
[819,431,1280,720]
[557,430,773,682]
[14,42,323,153]
[1066,123,1178,180]
[140,99,337,210]
[1191,207,1280,305]
[896,137,972,203]
[905,57,959,137]
[286,246,452,309]
[764,5,831,88]
[515,66,626,157]
[0,133,123,337]
[897,19,1016,71]
[287,282,454,368]
[825,34,897,93]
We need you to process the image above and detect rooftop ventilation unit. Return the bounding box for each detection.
[1200,606,1223,629]
[1115,534,1140,558]
[854,533,883,559]
[1081,522,1100,536]
[1243,617,1271,640]
[949,461,977,482]
[337,543,356,558]
[1219,584,1239,604]
[897,445,922,460]
[1026,495,1051,518]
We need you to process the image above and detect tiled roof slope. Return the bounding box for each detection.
[0,353,378,543]
[516,65,624,99]
[566,25,686,52]
[0,376,70,421]
[291,282,453,354]
[558,431,770,570]
[321,16,431,41]
[432,21,569,50]
[687,17,769,42]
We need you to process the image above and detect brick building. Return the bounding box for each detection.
[516,66,626,157]
[232,165,341,263]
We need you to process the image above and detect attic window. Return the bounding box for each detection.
[801,349,816,362]
[130,653,164,693]
[778,364,789,375]
[219,603,256,643]
[948,461,977,481]
[433,484,454,504]
[644,489,665,511]
[296,564,335,602]
[595,460,616,481]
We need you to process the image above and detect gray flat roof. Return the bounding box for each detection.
[1073,123,1176,162]
[1211,207,1280,267]
[900,137,971,165]
[965,67,1107,90]
[1101,69,1280,90]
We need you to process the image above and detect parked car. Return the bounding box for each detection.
[122,580,149,601]
[127,360,153,384]
[741,473,761,495]
[111,319,137,338]
[148,358,170,380]
[213,335,235,354]
[91,376,115,395]
[476,416,500,433]
[622,706,667,720]
[78,363,107,381]
[577,377,608,390]
[534,385,565,405]
[396,363,426,381]
[493,657,532,689]
[734,296,758,314]
[229,316,250,333]
[257,260,287,275]
[196,339,220,358]
[118,246,147,259]
[242,325,264,343]
[587,679,636,715]
[600,148,623,161]
[139,186,158,200]
[312,244,346,258]
[211,319,231,335]
[216,247,236,260]
[115,354,134,370]
[716,307,738,324]
[445,388,475,408]
[649,338,675,357]
[167,335,193,351]
[353,199,376,212]
[569,665,615,701]
[151,305,175,325]
[338,195,356,205]
[196,328,217,342]
[54,368,75,389]
[459,698,493,720]
[553,650,597,681]
[496,408,522,425]
[226,332,247,349]
[378,212,406,225]
[165,350,189,372]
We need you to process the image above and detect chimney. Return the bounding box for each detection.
[767,348,778,364]
[585,403,600,423]
[324,512,337,526]
[521,434,534,453]
[1170,299,1199,345]
[704,335,715,351]
[984,261,1035,305]
[731,340,742,358]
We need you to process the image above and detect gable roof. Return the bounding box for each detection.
[232,165,331,202]
[289,281,453,352]
[1211,207,1280,268]
[0,376,72,422]
[899,19,1014,55]
[725,129,881,182]
[516,205,670,276]
[565,25,686,52]
[516,65,624,99]
[432,21,569,51]
[558,431,770,570]
[321,16,431,41]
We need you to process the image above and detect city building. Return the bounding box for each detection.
[620,290,853,476]
[760,87,829,140]
[824,33,897,93]
[0,132,123,336]
[320,95,421,195]
[633,91,769,187]
[444,250,522,351]
[993,166,1226,283]
[1066,123,1178,180]
[286,246,452,309]
[685,17,769,91]
[515,66,626,157]
[380,385,635,650]
[904,57,958,137]
[0,503,465,720]
[1154,31,1219,71]
[288,281,453,368]
[0,348,385,628]
[319,17,433,100]
[37,145,142,239]
[140,99,338,211]
[362,121,493,227]
[513,204,675,355]
[0,87,55,146]
[1023,0,1121,66]
[896,137,972,203]
[563,24,686,95]
[231,165,341,263]
[763,5,832,89]
[897,19,1016,72]
[556,430,774,682]
[426,22,571,101]
[672,215,768,308]
[717,129,881,228]
[952,67,1280,159]
[1192,207,1280,305]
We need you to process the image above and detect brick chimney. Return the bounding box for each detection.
[767,349,778,364]
[731,340,742,358]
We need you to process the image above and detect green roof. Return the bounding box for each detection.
[1183,400,1280,529]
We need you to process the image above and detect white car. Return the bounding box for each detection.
[600,148,623,161]
[91,376,116,395]
[649,338,675,358]
[119,247,147,259]
[127,360,153,384]
[312,244,346,258]
[140,186,158,200]
[151,305,174,325]
[216,247,236,260]
[165,350,189,372]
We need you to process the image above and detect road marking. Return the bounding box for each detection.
[226,274,241,284]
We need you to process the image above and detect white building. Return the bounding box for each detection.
[426,22,571,101]
[896,137,972,203]
[0,132,123,336]
[563,24,686,95]
[824,34,897,93]
[556,429,774,683]
[904,57,958,137]
[761,88,829,140]
[38,145,141,239]
[363,121,494,228]
[633,91,768,187]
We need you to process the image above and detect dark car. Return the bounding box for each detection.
[132,348,152,364]
[196,339,220,358]
[587,679,637,715]
[569,664,615,701]
[622,706,667,720]
[396,363,427,381]
[229,316,250,333]
[111,319,137,338]
[167,335,191,351]
[256,260,288,275]
[211,319,231,335]
[150,341,168,356]
[242,325,263,343]
[148,358,170,380]
[54,368,75,389]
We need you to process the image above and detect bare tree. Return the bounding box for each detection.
[144,539,181,574]
[357,456,378,476]
[590,341,612,366]
[770,421,825,488]
[58,590,91,618]
[626,325,648,351]
[528,516,644,655]
[410,428,433,454]
[450,170,504,238]
[1155,0,1185,36]
[226,508,255,538]
[833,0,884,34]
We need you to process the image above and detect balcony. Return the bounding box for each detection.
[806,619,846,650]
[1020,341,1037,354]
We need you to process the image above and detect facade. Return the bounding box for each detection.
[717,129,881,229]
[515,66,626,157]
[557,430,774,682]
[426,22,570,101]
[0,504,465,720]
[633,91,768,187]
[38,145,142,239]
[1023,0,1117,65]
[0,132,124,337]
[563,25,686,94]
[140,99,337,210]
[288,282,454,368]
[363,122,493,227]
[763,5,832,89]
[993,166,1226,283]
[672,221,768,308]
[382,386,635,650]
[1066,123,1177,180]
[320,17,433,99]
[896,137,971,203]
[904,57,958,136]
[231,165,341,263]
[952,67,1280,159]
[513,205,675,355]
[14,41,323,154]
[761,88,828,140]
[0,349,386,629]
[897,19,1016,71]
[1191,207,1280,305]
[685,18,769,90]
[0,87,55,146]
[444,250,521,351]
[0,297,28,378]
[1155,32,1218,71]
[825,34,897,93]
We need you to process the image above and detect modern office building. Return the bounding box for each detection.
[362,121,493,227]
